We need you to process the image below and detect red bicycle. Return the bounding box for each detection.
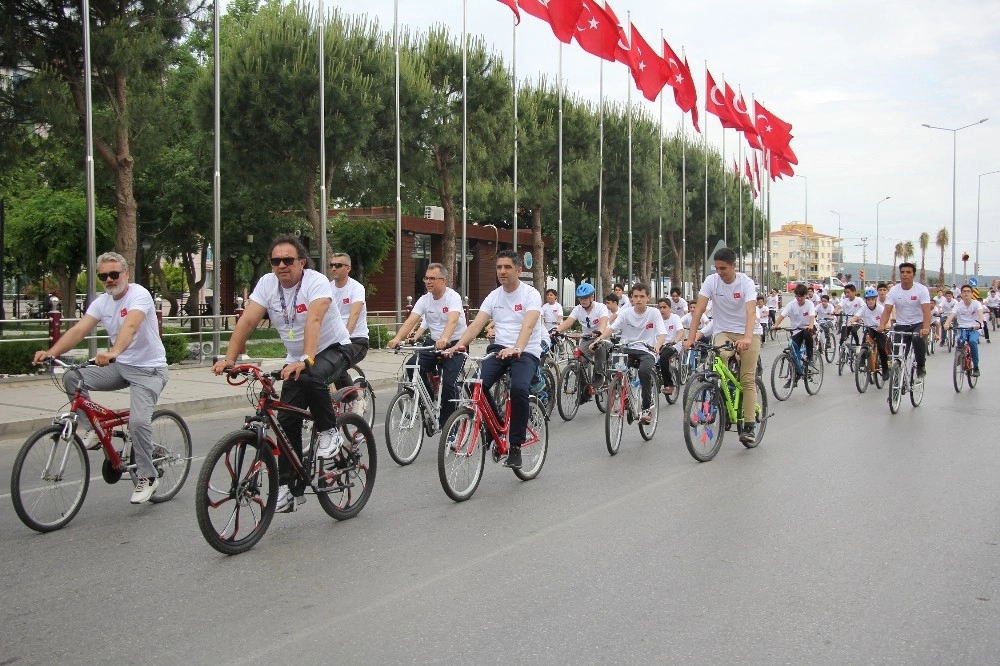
[437,351,549,502]
[194,364,377,555]
[10,358,192,533]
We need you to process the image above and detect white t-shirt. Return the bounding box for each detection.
[250,270,350,362]
[330,277,369,339]
[680,312,710,331]
[669,297,688,317]
[412,287,467,342]
[661,312,683,342]
[938,297,957,317]
[766,293,780,310]
[952,299,984,329]
[856,303,884,328]
[780,299,816,330]
[986,293,1000,307]
[815,303,835,321]
[839,296,864,317]
[541,301,563,327]
[86,283,166,367]
[609,306,666,356]
[569,302,609,336]
[479,282,544,358]
[698,272,757,334]
[886,282,931,326]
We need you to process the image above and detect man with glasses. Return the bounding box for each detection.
[34,252,168,504]
[214,234,352,513]
[387,263,467,426]
[328,252,369,393]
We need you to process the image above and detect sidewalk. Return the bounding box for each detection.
[0,342,493,440]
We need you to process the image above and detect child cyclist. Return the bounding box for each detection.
[552,283,610,387]
[944,285,985,377]
[590,283,666,424]
[849,287,890,379]
[772,283,816,364]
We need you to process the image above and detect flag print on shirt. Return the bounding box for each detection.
[910,296,917,301]
[514,304,523,312]
[120,308,127,317]
[646,322,654,329]
[343,297,350,304]
[734,292,742,299]
[442,307,449,313]
[296,303,308,313]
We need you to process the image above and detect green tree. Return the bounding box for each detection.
[936,227,949,288]
[329,216,394,292]
[918,232,930,284]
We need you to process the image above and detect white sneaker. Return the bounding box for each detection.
[315,428,344,459]
[275,484,304,513]
[82,431,101,450]
[130,476,159,504]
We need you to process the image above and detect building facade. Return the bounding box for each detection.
[770,222,841,282]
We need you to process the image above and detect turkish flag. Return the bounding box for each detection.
[769,151,795,180]
[706,70,740,129]
[519,0,584,44]
[754,99,793,154]
[496,0,519,23]
[661,39,699,132]
[626,23,669,102]
[744,157,753,184]
[600,1,631,65]
[572,1,620,61]
[727,85,757,135]
[295,303,308,313]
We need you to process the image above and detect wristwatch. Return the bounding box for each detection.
[298,354,314,367]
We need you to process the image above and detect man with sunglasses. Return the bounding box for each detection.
[33,252,168,505]
[214,234,352,513]
[328,253,369,394]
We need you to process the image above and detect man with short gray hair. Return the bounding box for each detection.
[328,252,369,390]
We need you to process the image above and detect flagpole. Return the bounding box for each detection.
[738,141,743,271]
[461,0,468,299]
[627,14,633,288]
[83,0,98,356]
[657,29,664,299]
[212,0,221,353]
[394,0,402,321]
[319,0,328,268]
[680,49,688,298]
[597,60,604,295]
[558,42,564,298]
[721,74,727,247]
[703,60,709,283]
[511,13,518,259]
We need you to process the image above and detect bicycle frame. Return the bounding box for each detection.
[691,346,744,425]
[394,347,445,430]
[454,358,543,458]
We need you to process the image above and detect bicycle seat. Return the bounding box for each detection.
[330,385,361,403]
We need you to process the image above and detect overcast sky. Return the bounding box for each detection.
[327,0,1000,280]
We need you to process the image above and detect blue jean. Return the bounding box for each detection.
[479,345,538,447]
[958,329,980,367]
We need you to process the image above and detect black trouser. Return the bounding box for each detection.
[626,349,656,410]
[405,342,464,426]
[658,345,677,387]
[840,323,860,346]
[277,343,350,485]
[863,327,890,372]
[892,323,926,371]
[479,345,539,448]
[792,329,814,362]
[333,337,369,390]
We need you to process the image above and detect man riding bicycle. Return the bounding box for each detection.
[878,262,932,378]
[836,284,864,346]
[773,283,817,363]
[328,252,370,394]
[214,234,352,513]
[450,250,544,470]
[387,263,467,426]
[34,251,168,505]
[552,282,609,388]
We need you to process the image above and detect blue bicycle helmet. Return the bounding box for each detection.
[576,283,596,298]
[864,287,877,298]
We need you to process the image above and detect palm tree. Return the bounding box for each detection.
[936,227,949,288]
[918,232,930,284]
[891,242,903,282]
[903,240,915,264]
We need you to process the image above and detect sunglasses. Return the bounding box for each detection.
[97,271,122,281]
[329,262,349,269]
[270,257,299,267]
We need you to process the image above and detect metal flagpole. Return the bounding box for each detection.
[82,0,98,356]
[558,42,564,297]
[681,47,689,298]
[597,60,604,295]
[212,0,221,353]
[738,139,743,271]
[319,0,328,267]
[721,74,727,247]
[394,0,402,322]
[657,29,664,298]
[461,0,468,298]
[627,14,633,287]
[703,60,709,283]
[512,14,518,258]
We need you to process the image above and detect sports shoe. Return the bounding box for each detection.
[661,386,674,396]
[917,366,927,378]
[591,373,605,390]
[82,431,101,450]
[739,423,756,444]
[640,409,653,424]
[315,427,344,459]
[275,484,306,513]
[881,368,891,381]
[504,445,522,469]
[130,476,159,504]
[972,367,980,377]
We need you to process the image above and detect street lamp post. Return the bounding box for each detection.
[830,209,841,275]
[922,118,989,285]
[795,174,808,279]
[977,170,1000,286]
[875,196,891,281]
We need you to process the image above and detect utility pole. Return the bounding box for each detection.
[858,237,869,281]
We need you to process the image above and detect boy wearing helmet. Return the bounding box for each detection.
[553,282,610,388]
[849,287,889,378]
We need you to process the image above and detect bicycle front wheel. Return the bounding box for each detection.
[605,376,625,456]
[854,346,871,394]
[11,425,90,533]
[385,388,425,465]
[683,380,725,462]
[148,410,192,503]
[195,430,277,555]
[952,347,965,393]
[639,374,660,441]
[317,413,377,520]
[557,362,581,422]
[804,354,824,395]
[438,407,486,502]
[823,331,836,364]
[837,345,848,376]
[663,362,680,406]
[888,361,903,414]
[513,397,548,481]
[770,353,795,401]
[909,365,925,408]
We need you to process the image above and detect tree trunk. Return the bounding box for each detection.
[938,251,945,288]
[600,218,621,293]
[434,148,457,287]
[305,175,319,251]
[640,230,653,289]
[920,249,926,284]
[112,73,137,273]
[150,258,179,318]
[532,207,545,290]
[55,270,76,318]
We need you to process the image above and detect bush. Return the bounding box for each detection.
[161,328,190,365]
[0,340,47,375]
[369,323,394,349]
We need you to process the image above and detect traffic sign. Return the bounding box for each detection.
[969,277,978,287]
[523,251,533,269]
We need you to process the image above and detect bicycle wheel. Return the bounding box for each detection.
[683,380,725,462]
[804,354,824,395]
[11,425,90,533]
[437,407,486,502]
[491,374,511,418]
[513,397,548,481]
[928,332,936,355]
[742,376,768,449]
[909,363,925,407]
[888,361,903,414]
[823,330,836,364]
[594,377,608,414]
[317,413,377,520]
[770,353,795,401]
[854,346,871,394]
[639,374,660,441]
[968,353,979,389]
[557,362,581,422]
[837,344,848,376]
[347,368,376,430]
[148,409,192,503]
[195,430,277,555]
[663,362,680,406]
[952,347,965,393]
[385,388,425,465]
[605,376,625,456]
[539,364,557,418]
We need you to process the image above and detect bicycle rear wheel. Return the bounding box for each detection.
[539,364,557,418]
[347,368,377,430]
[605,376,625,456]
[639,374,660,441]
[148,410,192,503]
[11,425,90,533]
[513,397,548,481]
[683,380,725,462]
[837,344,848,376]
[854,346,871,393]
[770,353,795,401]
[743,377,768,449]
[888,361,903,414]
[557,362,581,422]
[438,407,486,502]
[952,347,965,393]
[385,388,425,465]
[663,362,680,406]
[823,331,836,364]
[195,430,277,555]
[804,354,824,395]
[317,413,377,520]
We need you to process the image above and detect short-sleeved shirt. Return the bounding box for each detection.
[839,296,864,318]
[86,283,166,367]
[330,277,369,339]
[250,270,350,362]
[541,301,563,327]
[479,282,544,359]
[609,306,666,356]
[856,303,884,328]
[986,293,1000,307]
[938,297,957,317]
[569,302,609,335]
[815,303,835,321]
[698,272,757,334]
[766,294,780,310]
[662,312,683,342]
[412,287,467,342]
[780,299,816,330]
[669,297,688,317]
[886,282,931,326]
[952,299,984,328]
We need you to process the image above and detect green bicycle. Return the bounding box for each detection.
[682,340,769,463]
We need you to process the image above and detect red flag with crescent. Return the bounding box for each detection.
[572,1,619,61]
[519,0,585,43]
[626,23,670,102]
[705,70,740,128]
[661,38,699,133]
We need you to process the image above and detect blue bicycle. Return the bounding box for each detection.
[770,328,824,401]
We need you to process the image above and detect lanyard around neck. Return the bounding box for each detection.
[277,277,304,326]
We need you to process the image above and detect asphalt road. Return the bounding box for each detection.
[1,337,999,665]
